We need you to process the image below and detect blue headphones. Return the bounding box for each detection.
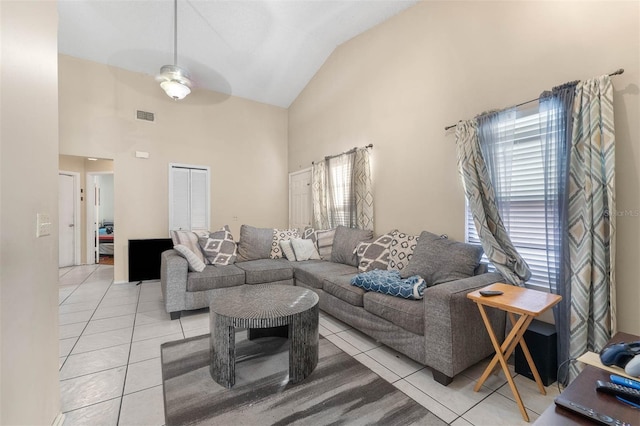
[600,341,640,368]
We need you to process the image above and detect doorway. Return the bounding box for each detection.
[58,171,80,267]
[87,172,114,265]
[289,168,312,231]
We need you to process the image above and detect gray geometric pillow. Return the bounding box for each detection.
[198,225,237,265]
[355,231,395,272]
[302,227,316,243]
[387,230,420,271]
[270,228,299,259]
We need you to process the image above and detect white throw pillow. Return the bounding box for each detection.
[173,244,206,272]
[170,230,205,263]
[279,239,297,261]
[291,238,320,261]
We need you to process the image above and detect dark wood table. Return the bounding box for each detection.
[209,284,319,389]
[535,332,640,425]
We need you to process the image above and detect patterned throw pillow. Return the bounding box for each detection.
[315,228,336,260]
[170,230,206,263]
[198,226,237,265]
[355,231,395,272]
[173,244,206,272]
[387,231,420,271]
[270,228,299,259]
[291,238,321,261]
[279,239,297,261]
[350,269,426,300]
[302,227,316,242]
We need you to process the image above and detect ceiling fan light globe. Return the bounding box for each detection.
[161,80,191,100]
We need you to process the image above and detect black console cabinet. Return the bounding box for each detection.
[128,238,173,282]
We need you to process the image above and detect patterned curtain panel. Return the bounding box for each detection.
[311,161,329,230]
[311,147,374,230]
[568,75,616,380]
[455,120,531,285]
[354,148,374,231]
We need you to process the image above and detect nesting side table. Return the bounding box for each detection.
[468,283,562,422]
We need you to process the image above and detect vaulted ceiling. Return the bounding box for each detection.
[58,0,417,107]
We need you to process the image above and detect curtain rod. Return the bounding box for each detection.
[312,144,373,165]
[443,68,624,131]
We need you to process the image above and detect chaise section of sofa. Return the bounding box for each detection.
[305,266,505,385]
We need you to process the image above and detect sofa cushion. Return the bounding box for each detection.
[236,225,273,262]
[173,245,206,272]
[400,231,483,285]
[331,226,374,267]
[235,258,293,284]
[355,231,395,272]
[270,228,299,259]
[292,261,358,289]
[198,225,237,265]
[323,274,365,307]
[186,264,246,292]
[387,230,419,271]
[363,292,424,335]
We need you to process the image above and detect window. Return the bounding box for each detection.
[465,103,559,290]
[326,155,353,228]
[169,163,210,232]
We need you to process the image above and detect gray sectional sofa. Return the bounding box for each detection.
[160,224,506,385]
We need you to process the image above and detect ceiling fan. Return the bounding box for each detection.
[156,0,192,100]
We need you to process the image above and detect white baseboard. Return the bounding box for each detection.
[113,280,128,284]
[52,412,65,426]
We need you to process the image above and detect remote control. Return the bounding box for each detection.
[554,395,630,426]
[479,290,503,297]
[596,380,640,404]
[610,374,640,391]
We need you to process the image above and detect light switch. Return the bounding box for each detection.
[37,213,51,237]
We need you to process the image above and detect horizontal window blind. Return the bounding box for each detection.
[466,104,558,289]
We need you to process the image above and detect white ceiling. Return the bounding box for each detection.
[58,0,417,108]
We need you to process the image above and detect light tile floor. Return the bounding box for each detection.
[59,264,559,425]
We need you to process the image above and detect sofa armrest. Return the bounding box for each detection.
[161,249,189,313]
[423,272,506,378]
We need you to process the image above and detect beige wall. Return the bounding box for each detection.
[59,155,114,264]
[288,1,640,334]
[0,1,60,424]
[59,55,289,282]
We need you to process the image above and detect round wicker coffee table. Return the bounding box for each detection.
[209,284,319,388]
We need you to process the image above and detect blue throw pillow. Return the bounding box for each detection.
[350,269,426,300]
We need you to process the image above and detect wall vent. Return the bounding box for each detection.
[136,110,155,122]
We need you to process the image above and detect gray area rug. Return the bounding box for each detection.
[161,332,446,426]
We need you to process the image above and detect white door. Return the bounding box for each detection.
[289,169,312,231]
[59,173,75,267]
